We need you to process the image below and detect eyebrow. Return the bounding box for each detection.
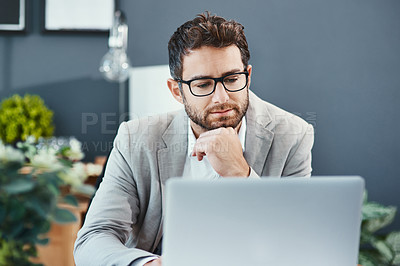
[187,68,243,81]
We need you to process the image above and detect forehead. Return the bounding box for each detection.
[181,45,243,79]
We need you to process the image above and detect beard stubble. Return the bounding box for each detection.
[182,89,249,131]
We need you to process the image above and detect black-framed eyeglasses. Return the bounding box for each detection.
[176,71,249,97]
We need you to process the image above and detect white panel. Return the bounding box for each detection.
[45,0,113,30]
[129,65,183,119]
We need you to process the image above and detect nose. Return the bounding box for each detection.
[212,81,229,103]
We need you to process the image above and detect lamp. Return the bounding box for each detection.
[99,9,130,122]
[99,10,130,82]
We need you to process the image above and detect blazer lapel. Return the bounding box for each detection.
[154,110,188,251]
[244,91,274,175]
[157,110,188,185]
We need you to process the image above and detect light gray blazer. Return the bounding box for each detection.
[74,91,314,266]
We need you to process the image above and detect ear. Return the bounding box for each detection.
[246,65,253,89]
[167,78,184,104]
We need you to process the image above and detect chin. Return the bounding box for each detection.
[208,118,240,130]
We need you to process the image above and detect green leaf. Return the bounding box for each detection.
[45,182,59,196]
[59,146,70,156]
[19,224,42,243]
[371,239,394,263]
[37,171,62,188]
[3,178,35,194]
[37,220,51,235]
[393,254,400,265]
[35,237,49,246]
[386,231,400,264]
[360,229,374,245]
[0,205,5,224]
[0,161,23,172]
[0,94,54,144]
[362,202,397,233]
[359,250,385,266]
[8,222,24,239]
[358,254,377,266]
[62,194,78,206]
[25,198,50,218]
[58,157,73,168]
[71,184,96,197]
[52,208,76,224]
[8,202,26,222]
[362,202,395,220]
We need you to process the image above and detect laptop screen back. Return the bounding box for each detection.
[163,176,364,266]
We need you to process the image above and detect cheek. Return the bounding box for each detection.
[235,91,248,103]
[228,93,243,105]
[189,97,209,111]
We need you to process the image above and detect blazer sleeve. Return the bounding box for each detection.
[282,123,314,177]
[74,122,155,266]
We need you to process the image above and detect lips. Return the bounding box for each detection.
[211,109,232,114]
[209,109,235,118]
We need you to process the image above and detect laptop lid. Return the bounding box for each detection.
[163,176,364,266]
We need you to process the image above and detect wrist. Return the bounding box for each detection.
[245,166,251,177]
[232,165,250,177]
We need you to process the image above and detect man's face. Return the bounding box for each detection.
[179,45,252,134]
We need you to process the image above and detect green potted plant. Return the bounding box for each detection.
[0,94,54,144]
[359,192,400,265]
[0,137,94,266]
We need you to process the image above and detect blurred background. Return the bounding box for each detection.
[0,0,399,233]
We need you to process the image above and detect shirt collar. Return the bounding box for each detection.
[187,116,247,157]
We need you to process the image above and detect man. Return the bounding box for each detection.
[74,12,314,266]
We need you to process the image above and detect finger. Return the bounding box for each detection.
[196,151,205,161]
[191,147,204,159]
[193,139,208,153]
[192,143,207,160]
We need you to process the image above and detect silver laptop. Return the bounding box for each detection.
[163,176,364,266]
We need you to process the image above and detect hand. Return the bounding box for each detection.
[192,127,250,177]
[144,257,162,265]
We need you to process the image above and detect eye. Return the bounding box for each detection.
[198,82,211,88]
[224,76,239,84]
[192,80,213,89]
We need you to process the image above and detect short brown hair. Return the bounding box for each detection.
[168,11,250,80]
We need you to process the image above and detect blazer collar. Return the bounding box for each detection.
[155,110,188,250]
[244,91,274,175]
[157,109,188,185]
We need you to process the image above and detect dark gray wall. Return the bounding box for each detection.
[1,1,399,230]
